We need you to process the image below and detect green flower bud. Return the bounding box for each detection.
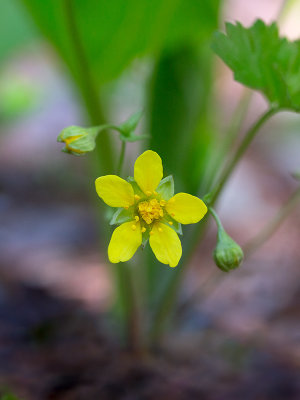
[57,125,99,156]
[213,227,244,272]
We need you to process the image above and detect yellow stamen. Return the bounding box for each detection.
[138,200,164,224]
[153,191,158,195]
[135,216,139,222]
[134,194,141,201]
[160,200,166,206]
[168,221,173,225]
[141,227,146,233]
[131,224,137,231]
[146,190,152,196]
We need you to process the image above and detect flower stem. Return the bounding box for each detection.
[117,262,143,355]
[210,107,278,204]
[207,89,252,190]
[150,107,279,343]
[117,141,126,176]
[244,186,300,257]
[62,0,114,173]
[175,185,300,318]
[208,207,223,230]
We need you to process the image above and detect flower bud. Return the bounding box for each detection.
[57,125,99,156]
[213,227,244,272]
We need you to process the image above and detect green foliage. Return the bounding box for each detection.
[0,392,21,400]
[58,111,147,155]
[0,77,38,121]
[21,0,220,85]
[211,19,300,111]
[117,110,143,137]
[156,176,174,200]
[0,0,36,64]
[110,207,134,225]
[148,45,216,194]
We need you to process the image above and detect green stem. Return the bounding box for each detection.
[210,107,278,204]
[117,262,142,354]
[208,207,223,230]
[177,186,300,318]
[62,0,114,173]
[117,141,126,176]
[150,107,279,343]
[244,186,300,257]
[207,89,252,190]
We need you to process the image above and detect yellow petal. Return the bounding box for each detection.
[134,150,163,194]
[149,223,182,267]
[95,175,134,207]
[166,193,207,224]
[108,222,142,263]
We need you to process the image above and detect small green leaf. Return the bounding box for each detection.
[171,219,182,235]
[127,177,145,198]
[110,207,134,225]
[142,229,150,248]
[118,110,143,137]
[156,175,174,200]
[211,19,300,111]
[161,217,182,235]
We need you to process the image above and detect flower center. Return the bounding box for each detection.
[138,199,165,224]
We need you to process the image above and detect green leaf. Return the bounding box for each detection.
[22,0,220,85]
[127,177,145,198]
[156,175,174,200]
[211,19,300,112]
[117,110,143,137]
[170,219,182,235]
[0,0,36,65]
[110,207,134,225]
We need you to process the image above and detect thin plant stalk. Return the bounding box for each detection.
[150,107,279,343]
[244,186,300,257]
[116,262,143,354]
[207,89,252,190]
[210,107,278,204]
[176,185,300,316]
[62,0,114,173]
[63,0,141,352]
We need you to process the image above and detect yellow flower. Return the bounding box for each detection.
[95,150,207,267]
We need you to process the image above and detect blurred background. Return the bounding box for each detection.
[0,0,299,399]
